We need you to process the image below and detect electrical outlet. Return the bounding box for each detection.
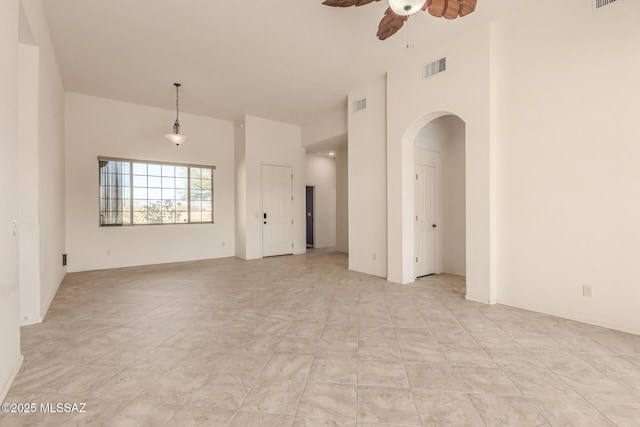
[372,253,377,261]
[106,249,112,256]
[222,241,226,247]
[583,285,593,298]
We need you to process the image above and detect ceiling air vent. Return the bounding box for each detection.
[594,0,618,10]
[353,98,367,112]
[423,57,447,80]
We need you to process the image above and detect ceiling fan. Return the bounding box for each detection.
[322,0,478,40]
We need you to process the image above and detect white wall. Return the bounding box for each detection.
[348,78,387,277]
[21,0,67,320]
[495,0,640,334]
[386,24,494,305]
[305,154,336,249]
[234,122,247,259]
[439,116,466,276]
[335,147,348,254]
[302,105,347,148]
[65,93,235,271]
[415,120,443,153]
[0,0,22,403]
[18,42,41,325]
[30,4,66,317]
[242,115,306,259]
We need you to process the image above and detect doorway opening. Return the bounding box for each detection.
[413,115,466,283]
[306,186,315,248]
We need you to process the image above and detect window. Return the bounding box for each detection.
[98,157,214,226]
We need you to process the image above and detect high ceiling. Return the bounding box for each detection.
[42,0,504,126]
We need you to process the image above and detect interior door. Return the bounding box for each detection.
[263,164,294,257]
[415,164,437,277]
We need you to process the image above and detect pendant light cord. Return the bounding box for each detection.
[166,82,186,145]
[175,84,180,123]
[406,14,414,49]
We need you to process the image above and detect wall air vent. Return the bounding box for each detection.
[593,0,618,10]
[353,98,367,112]
[423,57,447,80]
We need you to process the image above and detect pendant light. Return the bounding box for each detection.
[165,83,187,146]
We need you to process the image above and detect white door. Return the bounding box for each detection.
[415,164,437,277]
[263,164,294,257]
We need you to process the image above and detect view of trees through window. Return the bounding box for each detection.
[99,158,213,226]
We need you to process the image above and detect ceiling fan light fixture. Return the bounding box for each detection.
[323,0,477,41]
[388,0,424,16]
[164,83,187,146]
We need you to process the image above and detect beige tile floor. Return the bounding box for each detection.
[2,251,640,426]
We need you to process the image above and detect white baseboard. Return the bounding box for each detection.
[0,355,24,403]
[19,317,43,327]
[498,298,640,337]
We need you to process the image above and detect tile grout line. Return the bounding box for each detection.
[222,321,291,426]
[396,324,423,426]
[464,392,491,427]
[403,290,438,427]
[290,310,330,425]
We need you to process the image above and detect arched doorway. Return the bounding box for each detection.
[413,115,466,281]
[387,110,495,305]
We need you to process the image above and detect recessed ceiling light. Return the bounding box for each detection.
[329,152,336,156]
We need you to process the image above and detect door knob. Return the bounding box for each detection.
[432,224,437,228]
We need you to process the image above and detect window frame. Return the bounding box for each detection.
[97,156,215,226]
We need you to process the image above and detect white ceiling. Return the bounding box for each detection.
[42,0,505,126]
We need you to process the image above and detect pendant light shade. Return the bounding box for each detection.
[165,83,186,146]
[165,132,186,146]
[388,0,424,16]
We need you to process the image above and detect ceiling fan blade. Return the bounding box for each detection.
[377,7,408,40]
[322,0,358,7]
[443,0,461,19]
[428,0,446,17]
[322,0,381,7]
[459,0,477,16]
[422,0,432,11]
